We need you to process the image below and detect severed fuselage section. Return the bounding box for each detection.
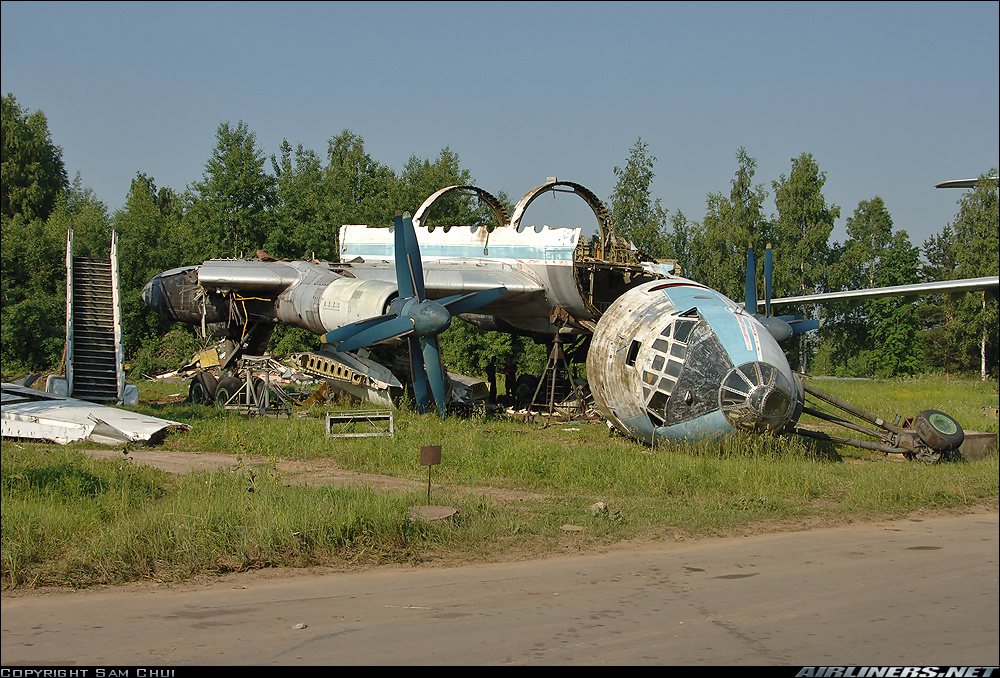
[587,278,804,445]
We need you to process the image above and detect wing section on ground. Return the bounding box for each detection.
[2,383,189,445]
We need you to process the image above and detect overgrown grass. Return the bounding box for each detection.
[2,375,997,589]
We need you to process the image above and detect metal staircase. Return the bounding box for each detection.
[65,228,125,403]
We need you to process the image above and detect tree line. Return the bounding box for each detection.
[608,140,997,379]
[2,94,997,385]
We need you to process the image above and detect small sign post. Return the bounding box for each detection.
[420,445,442,504]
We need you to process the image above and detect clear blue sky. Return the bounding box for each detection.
[2,1,997,247]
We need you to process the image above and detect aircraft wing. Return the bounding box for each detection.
[763,276,999,308]
[935,176,998,189]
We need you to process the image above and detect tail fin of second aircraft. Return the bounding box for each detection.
[746,243,821,343]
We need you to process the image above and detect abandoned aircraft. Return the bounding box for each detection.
[143,180,667,415]
[143,179,999,458]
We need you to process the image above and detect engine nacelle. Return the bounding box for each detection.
[272,277,397,335]
[316,278,398,332]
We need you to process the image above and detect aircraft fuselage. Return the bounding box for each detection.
[587,277,803,445]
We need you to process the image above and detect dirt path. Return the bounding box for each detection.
[79,447,551,502]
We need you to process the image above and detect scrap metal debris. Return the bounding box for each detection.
[1,383,189,446]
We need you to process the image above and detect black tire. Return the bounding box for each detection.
[189,372,218,405]
[215,376,244,408]
[513,374,540,403]
[914,409,964,452]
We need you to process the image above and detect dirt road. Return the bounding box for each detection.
[2,509,997,666]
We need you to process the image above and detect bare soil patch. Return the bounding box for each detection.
[78,447,551,502]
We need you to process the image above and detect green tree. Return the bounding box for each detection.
[112,174,187,366]
[823,197,921,376]
[267,140,337,260]
[691,147,770,301]
[770,153,839,298]
[947,170,999,378]
[325,130,395,227]
[2,94,68,222]
[439,319,548,396]
[770,153,839,370]
[918,224,961,375]
[2,180,110,373]
[608,138,670,258]
[865,231,923,377]
[186,120,277,258]
[663,209,695,275]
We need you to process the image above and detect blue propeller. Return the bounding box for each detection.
[322,212,508,417]
[746,243,821,343]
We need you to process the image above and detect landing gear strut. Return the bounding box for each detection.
[791,379,965,463]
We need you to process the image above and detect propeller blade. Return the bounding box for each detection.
[764,243,773,317]
[779,316,822,335]
[745,243,757,315]
[408,335,432,414]
[321,313,394,345]
[439,286,508,316]
[335,315,414,353]
[394,212,426,301]
[420,336,449,418]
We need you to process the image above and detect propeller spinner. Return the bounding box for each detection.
[322,213,507,417]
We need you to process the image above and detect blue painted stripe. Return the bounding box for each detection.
[342,243,577,261]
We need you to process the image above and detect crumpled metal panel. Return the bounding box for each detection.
[2,383,189,446]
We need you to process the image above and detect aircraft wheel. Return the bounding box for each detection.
[914,409,964,452]
[215,376,244,408]
[189,372,217,405]
[514,374,540,404]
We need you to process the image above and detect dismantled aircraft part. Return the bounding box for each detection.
[288,349,402,411]
[764,275,999,309]
[509,179,615,261]
[325,410,395,438]
[328,213,509,418]
[143,265,227,327]
[208,356,294,416]
[513,374,541,404]
[446,372,490,405]
[142,180,995,451]
[913,409,965,452]
[720,361,800,434]
[935,175,999,189]
[587,277,801,444]
[2,383,188,446]
[413,185,510,233]
[744,244,821,343]
[215,376,243,407]
[340,198,663,337]
[792,380,967,462]
[188,371,218,404]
